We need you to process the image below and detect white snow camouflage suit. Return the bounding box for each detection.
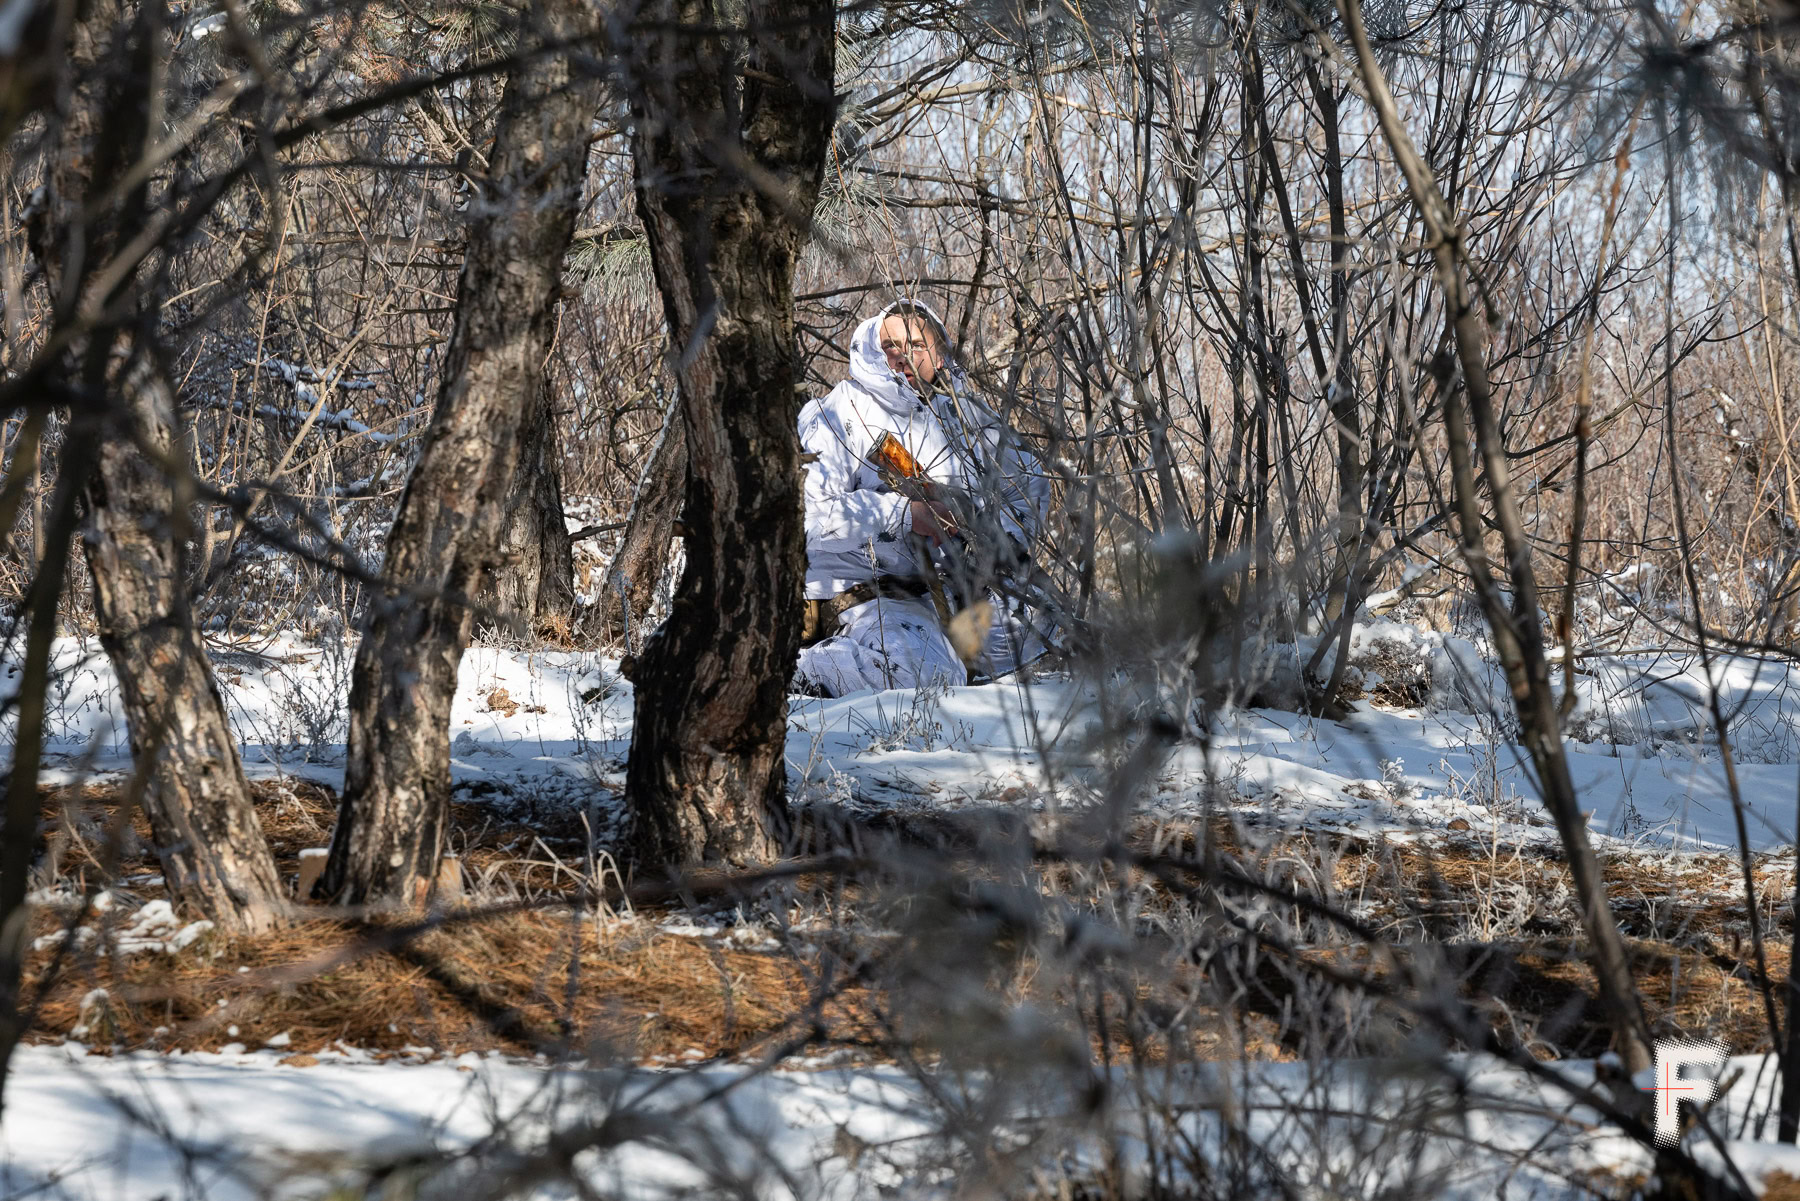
[794,301,1050,698]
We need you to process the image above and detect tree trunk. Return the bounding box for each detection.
[621,0,835,868]
[486,379,577,636]
[29,0,287,936]
[318,0,604,906]
[601,399,686,653]
[0,424,96,1120]
[84,362,290,934]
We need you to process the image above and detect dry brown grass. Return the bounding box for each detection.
[29,780,876,1061]
[1336,834,1794,1055]
[25,781,1796,1070]
[40,776,600,904]
[1765,1172,1800,1200]
[29,906,874,1063]
[1123,815,1793,1058]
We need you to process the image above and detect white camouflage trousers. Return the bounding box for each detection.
[794,593,1044,698]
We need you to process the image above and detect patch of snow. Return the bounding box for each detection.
[40,901,216,958]
[186,10,227,41]
[9,621,1797,863]
[5,1043,1792,1200]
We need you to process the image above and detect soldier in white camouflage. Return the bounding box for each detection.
[794,299,1049,698]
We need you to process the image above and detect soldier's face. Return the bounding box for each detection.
[879,316,943,392]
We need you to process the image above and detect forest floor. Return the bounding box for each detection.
[20,776,1798,1064]
[8,617,1800,1198]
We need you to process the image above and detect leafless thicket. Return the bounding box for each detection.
[2,0,1799,1196]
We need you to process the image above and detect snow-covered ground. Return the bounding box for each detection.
[8,1040,1800,1200]
[15,621,1799,854]
[8,620,1800,1198]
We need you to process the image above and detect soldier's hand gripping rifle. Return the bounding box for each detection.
[869,429,1039,591]
[866,432,962,628]
[868,431,1081,675]
[868,431,972,520]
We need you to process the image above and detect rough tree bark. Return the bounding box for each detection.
[621,0,835,867]
[85,362,291,933]
[30,1,287,935]
[487,379,577,634]
[318,0,604,905]
[601,400,687,652]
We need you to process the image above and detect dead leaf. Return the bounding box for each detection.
[946,600,993,666]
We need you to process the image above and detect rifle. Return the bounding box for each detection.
[867,432,934,503]
[866,432,960,630]
[867,431,1078,676]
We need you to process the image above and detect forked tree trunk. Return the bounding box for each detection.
[622,0,835,867]
[601,400,686,652]
[318,0,604,906]
[487,380,577,635]
[33,1,286,935]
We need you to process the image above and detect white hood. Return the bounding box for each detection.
[845,299,968,417]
